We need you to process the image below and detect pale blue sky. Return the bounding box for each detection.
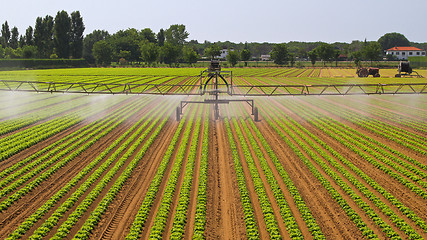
[2,0,427,43]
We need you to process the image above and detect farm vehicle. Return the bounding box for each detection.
[395,61,423,78]
[357,67,380,78]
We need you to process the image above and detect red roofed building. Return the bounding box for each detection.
[386,46,426,60]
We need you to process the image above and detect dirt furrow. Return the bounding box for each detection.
[260,108,370,239]
[205,117,246,240]
[93,120,178,240]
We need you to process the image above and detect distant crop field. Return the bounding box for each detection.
[0,67,426,239]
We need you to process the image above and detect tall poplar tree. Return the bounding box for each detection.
[157,29,165,47]
[25,26,34,46]
[34,15,54,58]
[1,21,10,47]
[70,11,85,58]
[10,27,19,49]
[54,10,71,58]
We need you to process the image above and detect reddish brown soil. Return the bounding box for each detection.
[0,94,425,240]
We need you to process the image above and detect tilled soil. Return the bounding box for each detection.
[0,94,425,239]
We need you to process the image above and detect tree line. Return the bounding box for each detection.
[86,31,427,67]
[0,10,84,59]
[1,11,426,67]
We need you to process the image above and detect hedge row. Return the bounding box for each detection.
[0,59,88,68]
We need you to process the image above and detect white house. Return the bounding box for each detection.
[386,46,426,60]
[218,48,233,59]
[260,54,271,61]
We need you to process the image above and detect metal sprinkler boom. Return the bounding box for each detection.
[0,62,426,122]
[176,60,258,121]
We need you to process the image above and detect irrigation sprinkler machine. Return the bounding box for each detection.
[395,61,423,78]
[0,61,426,121]
[176,60,258,121]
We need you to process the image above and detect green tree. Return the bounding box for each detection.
[19,35,25,48]
[378,32,410,50]
[34,15,54,58]
[204,44,221,59]
[307,50,317,66]
[4,47,20,58]
[240,48,251,66]
[289,53,295,67]
[157,29,165,47]
[118,50,131,60]
[183,46,198,65]
[362,41,382,63]
[70,11,85,58]
[54,10,72,58]
[351,51,363,67]
[108,28,142,62]
[93,40,113,65]
[22,45,38,58]
[140,28,157,43]
[0,45,4,58]
[10,27,19,49]
[160,42,180,66]
[1,21,10,47]
[226,50,239,67]
[140,41,159,66]
[315,42,336,66]
[83,30,109,63]
[165,24,188,46]
[270,43,289,65]
[25,26,34,46]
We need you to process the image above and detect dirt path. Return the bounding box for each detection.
[205,119,246,239]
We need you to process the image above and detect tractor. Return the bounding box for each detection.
[357,67,380,77]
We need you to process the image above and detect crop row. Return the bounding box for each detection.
[0,95,82,133]
[260,102,379,239]
[223,118,260,239]
[308,98,427,156]
[170,109,202,239]
[331,97,427,133]
[282,100,427,235]
[6,97,161,239]
[0,96,126,161]
[49,103,171,239]
[125,106,188,239]
[235,103,321,239]
[0,99,147,212]
[148,108,198,239]
[0,98,143,197]
[0,96,144,181]
[268,101,424,239]
[191,107,209,239]
[301,98,427,195]
[229,116,282,239]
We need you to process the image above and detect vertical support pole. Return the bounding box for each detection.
[230,71,233,95]
[176,106,181,121]
[254,107,259,122]
[215,72,219,120]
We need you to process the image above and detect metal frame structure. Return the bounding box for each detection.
[396,61,424,78]
[176,63,259,121]
[1,80,426,96]
[0,59,426,121]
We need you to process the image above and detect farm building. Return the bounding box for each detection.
[260,54,271,61]
[218,48,232,59]
[385,46,426,60]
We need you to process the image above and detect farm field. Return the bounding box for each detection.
[0,67,426,239]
